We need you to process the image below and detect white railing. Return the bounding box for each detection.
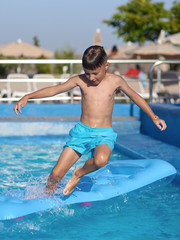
[0,59,180,103]
[149,60,180,101]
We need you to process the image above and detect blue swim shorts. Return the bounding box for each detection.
[64,121,117,158]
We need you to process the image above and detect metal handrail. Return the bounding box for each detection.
[149,60,180,101]
[0,59,180,103]
[0,59,156,64]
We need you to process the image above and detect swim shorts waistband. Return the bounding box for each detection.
[78,121,113,132]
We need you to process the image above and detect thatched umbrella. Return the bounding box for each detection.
[106,42,138,60]
[0,39,54,58]
[165,32,180,45]
[132,42,180,59]
[119,42,139,58]
[93,29,102,46]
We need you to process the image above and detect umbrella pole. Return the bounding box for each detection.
[17,65,21,73]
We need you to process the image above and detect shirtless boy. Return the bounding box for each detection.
[14,45,167,196]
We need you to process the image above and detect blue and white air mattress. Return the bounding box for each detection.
[0,159,177,220]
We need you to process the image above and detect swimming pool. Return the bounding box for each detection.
[0,130,179,240]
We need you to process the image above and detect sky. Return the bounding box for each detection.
[0,0,176,54]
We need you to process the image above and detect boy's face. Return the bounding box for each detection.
[83,62,109,86]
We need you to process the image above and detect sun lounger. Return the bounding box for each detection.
[0,81,11,98]
[32,74,69,103]
[125,77,158,101]
[7,73,31,98]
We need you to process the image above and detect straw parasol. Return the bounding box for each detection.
[0,39,54,58]
[165,32,180,45]
[119,42,139,58]
[106,48,127,59]
[106,42,138,59]
[93,29,102,46]
[132,42,180,59]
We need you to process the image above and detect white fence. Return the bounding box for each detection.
[0,59,180,103]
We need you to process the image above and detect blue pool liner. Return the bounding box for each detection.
[0,103,140,117]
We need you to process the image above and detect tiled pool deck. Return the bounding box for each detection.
[116,133,180,181]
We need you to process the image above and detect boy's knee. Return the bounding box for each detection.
[51,168,64,180]
[94,154,109,168]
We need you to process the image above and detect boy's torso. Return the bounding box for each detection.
[75,73,121,128]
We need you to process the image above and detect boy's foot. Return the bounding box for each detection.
[63,168,81,195]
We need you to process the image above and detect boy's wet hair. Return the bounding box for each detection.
[82,45,107,70]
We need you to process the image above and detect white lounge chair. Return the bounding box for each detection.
[32,74,55,90]
[0,81,11,98]
[125,77,158,101]
[7,73,31,98]
[32,74,69,103]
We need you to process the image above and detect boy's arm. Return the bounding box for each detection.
[120,78,167,131]
[14,77,77,115]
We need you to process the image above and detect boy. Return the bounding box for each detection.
[14,46,167,196]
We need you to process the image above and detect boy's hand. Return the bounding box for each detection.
[153,117,167,131]
[14,96,28,115]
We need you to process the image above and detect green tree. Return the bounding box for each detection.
[33,36,40,47]
[33,36,52,73]
[103,0,170,45]
[35,56,52,74]
[168,1,180,33]
[0,56,17,77]
[54,45,79,74]
[0,56,6,77]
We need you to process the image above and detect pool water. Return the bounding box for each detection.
[0,135,180,240]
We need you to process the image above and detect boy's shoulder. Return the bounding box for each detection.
[107,72,125,82]
[71,73,85,79]
[68,74,87,86]
[68,74,83,82]
[106,73,127,89]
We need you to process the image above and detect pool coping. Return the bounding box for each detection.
[116,133,180,183]
[0,116,139,122]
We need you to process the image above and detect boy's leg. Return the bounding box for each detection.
[46,146,81,195]
[63,144,111,195]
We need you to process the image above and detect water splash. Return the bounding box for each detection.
[24,175,47,200]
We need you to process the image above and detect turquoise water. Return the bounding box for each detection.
[0,135,180,240]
